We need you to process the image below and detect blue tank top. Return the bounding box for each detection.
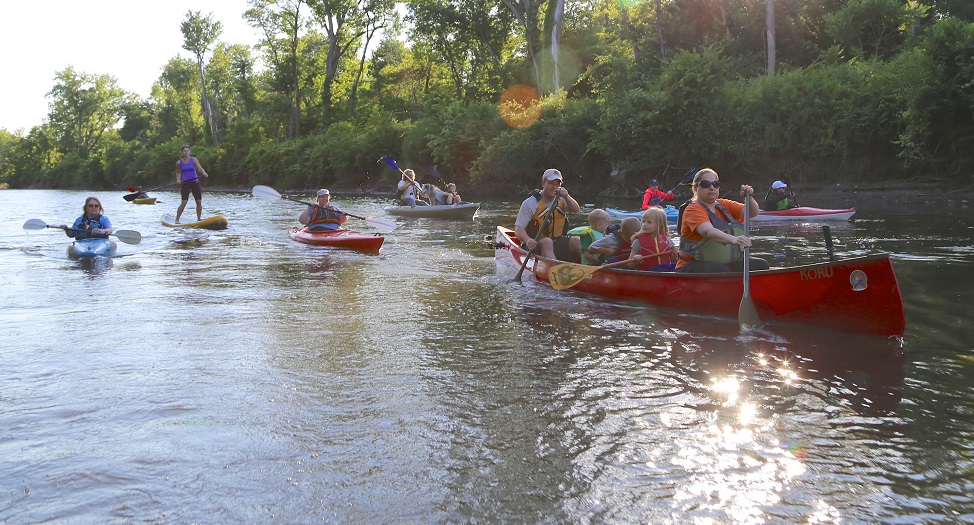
[180,158,199,183]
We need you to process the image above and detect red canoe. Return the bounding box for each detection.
[754,206,856,222]
[494,226,905,338]
[288,227,384,253]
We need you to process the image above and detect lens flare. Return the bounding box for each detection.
[499,84,541,129]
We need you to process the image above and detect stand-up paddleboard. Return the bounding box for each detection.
[161,213,229,230]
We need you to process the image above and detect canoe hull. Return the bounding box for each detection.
[384,202,480,219]
[607,206,678,223]
[67,238,117,259]
[288,227,384,253]
[754,206,856,222]
[162,214,229,230]
[494,226,905,338]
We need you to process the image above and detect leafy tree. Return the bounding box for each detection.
[181,10,224,143]
[46,67,128,160]
[246,0,309,138]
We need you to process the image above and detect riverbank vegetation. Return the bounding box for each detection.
[1,0,972,197]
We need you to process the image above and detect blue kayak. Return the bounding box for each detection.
[67,238,117,259]
[606,205,679,223]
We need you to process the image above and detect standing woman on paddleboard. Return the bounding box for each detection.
[175,144,209,224]
[59,197,113,239]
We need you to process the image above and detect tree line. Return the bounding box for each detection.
[1,0,972,198]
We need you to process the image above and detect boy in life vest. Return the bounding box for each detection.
[514,168,582,261]
[628,207,678,271]
[299,189,348,231]
[642,179,675,210]
[569,208,610,265]
[586,216,640,265]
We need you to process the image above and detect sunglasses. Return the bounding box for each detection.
[86,203,101,207]
[696,180,720,189]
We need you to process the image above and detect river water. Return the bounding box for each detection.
[1,189,972,524]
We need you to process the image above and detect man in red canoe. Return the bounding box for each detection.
[514,169,582,262]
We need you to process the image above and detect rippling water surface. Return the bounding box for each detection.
[1,189,972,523]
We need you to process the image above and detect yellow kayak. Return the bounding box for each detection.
[133,197,157,205]
[161,213,229,230]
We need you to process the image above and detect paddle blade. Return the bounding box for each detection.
[113,230,142,245]
[252,185,282,200]
[739,295,761,333]
[549,263,600,290]
[384,156,401,172]
[365,217,397,232]
[23,219,49,230]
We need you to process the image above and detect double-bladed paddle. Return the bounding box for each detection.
[22,219,143,244]
[123,182,179,201]
[547,250,668,290]
[251,185,397,232]
[738,198,761,333]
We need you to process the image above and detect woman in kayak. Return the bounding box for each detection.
[175,144,209,224]
[676,168,768,273]
[299,189,347,231]
[60,197,113,239]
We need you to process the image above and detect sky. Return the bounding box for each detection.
[0,0,261,132]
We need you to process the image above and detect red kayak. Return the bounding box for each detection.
[494,226,905,338]
[288,227,384,253]
[755,206,856,222]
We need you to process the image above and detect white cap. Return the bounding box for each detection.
[542,169,563,181]
[317,189,330,196]
[771,181,787,189]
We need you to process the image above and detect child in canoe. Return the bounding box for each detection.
[628,207,678,271]
[585,216,640,265]
[570,209,610,265]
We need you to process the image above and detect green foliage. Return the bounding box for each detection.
[8,0,974,192]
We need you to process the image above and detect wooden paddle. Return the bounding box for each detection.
[383,156,431,204]
[738,198,761,333]
[22,219,142,244]
[548,250,668,290]
[251,185,397,232]
[123,182,178,201]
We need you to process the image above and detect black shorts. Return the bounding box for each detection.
[552,236,577,262]
[181,181,202,201]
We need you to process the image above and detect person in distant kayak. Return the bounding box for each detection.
[762,180,799,211]
[397,169,429,206]
[515,168,582,262]
[60,197,113,239]
[175,144,209,223]
[641,179,675,210]
[676,168,768,273]
[299,189,348,231]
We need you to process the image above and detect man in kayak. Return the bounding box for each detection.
[763,180,799,211]
[642,179,675,210]
[514,168,582,262]
[299,189,348,231]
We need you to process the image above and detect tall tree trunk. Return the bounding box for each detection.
[551,0,563,90]
[656,0,667,61]
[197,62,220,145]
[766,0,776,75]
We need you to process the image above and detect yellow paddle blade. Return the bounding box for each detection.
[549,263,602,290]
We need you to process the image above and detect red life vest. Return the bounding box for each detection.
[633,232,672,270]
